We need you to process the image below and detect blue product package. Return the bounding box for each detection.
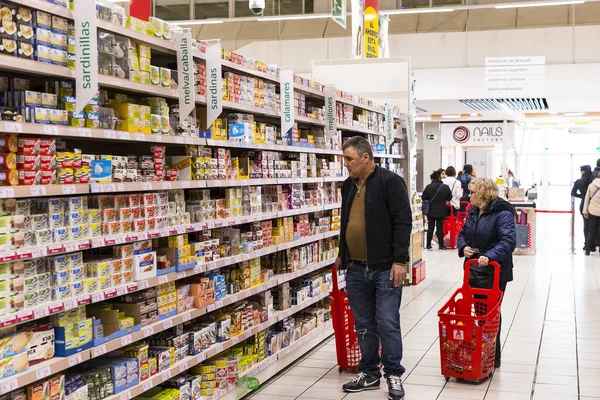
[90,159,112,182]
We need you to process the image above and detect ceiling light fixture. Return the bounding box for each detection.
[170,19,224,25]
[385,7,455,15]
[565,112,586,116]
[257,14,331,21]
[495,0,584,8]
[415,116,432,121]
[441,115,461,119]
[469,113,479,117]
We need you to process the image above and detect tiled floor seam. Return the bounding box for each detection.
[529,270,554,400]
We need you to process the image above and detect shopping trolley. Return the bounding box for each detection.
[437,259,502,384]
[330,264,361,372]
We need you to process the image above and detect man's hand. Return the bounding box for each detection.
[584,213,589,219]
[334,257,342,269]
[390,263,408,287]
[464,246,477,258]
[479,256,489,266]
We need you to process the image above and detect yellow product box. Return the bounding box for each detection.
[141,72,151,86]
[157,294,168,308]
[130,55,140,72]
[138,43,151,59]
[201,381,216,389]
[140,57,151,73]
[98,276,110,291]
[166,282,176,293]
[158,305,168,317]
[0,352,28,378]
[210,118,227,140]
[167,234,187,248]
[156,283,167,296]
[127,16,145,33]
[200,388,215,396]
[195,364,215,374]
[199,372,215,381]
[118,316,134,330]
[84,277,98,294]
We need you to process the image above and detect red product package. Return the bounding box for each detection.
[165,169,179,181]
[39,138,56,155]
[19,170,42,185]
[18,137,41,155]
[17,154,41,171]
[40,154,56,170]
[40,169,57,185]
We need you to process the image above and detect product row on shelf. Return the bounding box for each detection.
[0,236,343,392]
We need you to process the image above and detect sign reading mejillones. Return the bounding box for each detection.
[324,85,337,140]
[175,30,195,126]
[206,41,223,127]
[74,0,98,113]
[280,68,294,139]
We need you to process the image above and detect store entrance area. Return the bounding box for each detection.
[248,225,598,400]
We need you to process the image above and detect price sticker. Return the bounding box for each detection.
[30,186,47,196]
[121,336,132,346]
[179,361,189,373]
[63,299,77,310]
[193,265,203,274]
[162,371,172,381]
[78,128,92,137]
[161,182,172,190]
[215,301,223,309]
[138,280,149,290]
[206,304,215,312]
[182,313,191,322]
[232,337,239,345]
[34,307,49,319]
[215,344,224,353]
[143,327,154,337]
[142,381,153,392]
[135,134,146,142]
[0,188,14,198]
[119,132,131,140]
[91,292,105,303]
[175,137,184,144]
[120,392,131,400]
[197,354,206,363]
[116,286,127,296]
[1,379,17,394]
[181,181,190,189]
[36,366,52,380]
[104,130,117,139]
[163,320,173,330]
[155,135,162,142]
[184,137,194,144]
[4,122,22,133]
[43,125,59,135]
[68,353,83,366]
[141,182,152,191]
[158,276,168,285]
[93,345,107,358]
[117,183,125,192]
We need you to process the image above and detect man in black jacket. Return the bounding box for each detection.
[336,136,412,400]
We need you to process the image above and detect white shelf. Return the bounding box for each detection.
[374,153,405,160]
[338,124,385,137]
[295,85,325,99]
[295,115,326,127]
[89,181,206,193]
[336,97,385,115]
[0,184,89,199]
[205,139,342,155]
[221,59,279,83]
[222,101,279,117]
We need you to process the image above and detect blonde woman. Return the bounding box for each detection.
[457,178,516,369]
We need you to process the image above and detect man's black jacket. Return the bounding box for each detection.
[338,166,413,270]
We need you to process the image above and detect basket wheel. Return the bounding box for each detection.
[444,376,450,382]
[339,367,344,373]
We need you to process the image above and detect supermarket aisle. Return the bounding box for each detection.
[249,216,600,400]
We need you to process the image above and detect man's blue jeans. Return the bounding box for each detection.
[345,260,405,379]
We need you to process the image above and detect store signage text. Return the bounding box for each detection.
[280,68,294,138]
[205,41,222,127]
[74,0,98,113]
[385,105,393,147]
[324,85,337,140]
[442,122,512,147]
[364,0,379,59]
[176,31,196,126]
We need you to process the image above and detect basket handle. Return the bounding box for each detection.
[332,263,339,292]
[463,258,501,292]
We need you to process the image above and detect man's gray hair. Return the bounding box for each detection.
[342,136,373,160]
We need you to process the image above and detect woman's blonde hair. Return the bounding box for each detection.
[469,178,499,209]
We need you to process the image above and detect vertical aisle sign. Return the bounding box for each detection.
[385,105,394,148]
[205,41,223,128]
[378,13,390,58]
[280,68,294,141]
[364,0,379,58]
[332,0,346,29]
[351,0,365,59]
[324,85,337,140]
[175,30,195,126]
[74,0,98,113]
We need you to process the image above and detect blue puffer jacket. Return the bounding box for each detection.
[457,197,517,284]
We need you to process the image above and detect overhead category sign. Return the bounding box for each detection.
[351,0,365,59]
[363,0,379,58]
[175,30,196,126]
[331,0,346,29]
[441,122,515,147]
[205,41,223,128]
[74,0,98,113]
[485,56,546,94]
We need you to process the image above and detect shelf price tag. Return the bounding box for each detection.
[179,361,189,373]
[1,379,17,394]
[143,327,154,337]
[142,381,153,392]
[104,130,117,139]
[78,128,92,137]
[182,313,191,322]
[68,353,83,366]
[93,344,107,357]
[120,392,131,400]
[121,336,133,346]
[162,370,172,381]
[43,125,59,135]
[119,131,131,140]
[4,122,22,133]
[36,366,52,380]
[135,134,146,142]
[163,320,173,330]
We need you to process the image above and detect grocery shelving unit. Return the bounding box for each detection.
[0,0,411,398]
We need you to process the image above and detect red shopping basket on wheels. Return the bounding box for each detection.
[330,264,361,372]
[437,259,502,384]
[443,202,471,249]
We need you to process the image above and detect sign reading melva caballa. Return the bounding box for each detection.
[440,122,514,147]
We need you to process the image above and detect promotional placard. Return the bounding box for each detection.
[351,0,365,59]
[332,0,346,29]
[379,13,390,58]
[74,0,98,113]
[364,0,379,58]
[324,85,337,140]
[385,105,394,148]
[175,30,195,126]
[280,68,295,141]
[206,41,223,128]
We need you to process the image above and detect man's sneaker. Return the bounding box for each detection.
[342,372,380,392]
[387,375,405,400]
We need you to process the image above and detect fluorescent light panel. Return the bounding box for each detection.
[257,14,331,22]
[495,0,584,8]
[565,112,586,116]
[170,19,224,25]
[385,7,454,15]
[441,114,461,118]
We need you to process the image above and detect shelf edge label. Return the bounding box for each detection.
[206,41,223,128]
[324,85,337,140]
[280,67,295,141]
[74,0,98,113]
[175,30,195,126]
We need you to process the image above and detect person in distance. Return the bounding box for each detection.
[593,158,600,178]
[459,164,474,206]
[336,136,412,400]
[572,165,593,251]
[583,170,600,256]
[442,166,463,213]
[422,170,452,250]
[437,168,447,179]
[457,178,516,369]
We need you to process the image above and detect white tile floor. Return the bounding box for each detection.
[249,214,600,400]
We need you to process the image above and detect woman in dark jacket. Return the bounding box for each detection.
[457,178,516,369]
[422,171,452,250]
[572,165,593,250]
